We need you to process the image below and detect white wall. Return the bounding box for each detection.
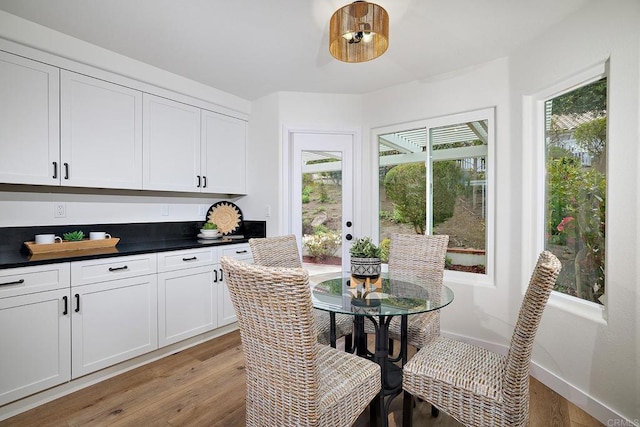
[0,11,251,227]
[511,1,639,423]
[242,93,281,232]
[355,2,638,423]
[362,57,514,330]
[245,92,363,236]
[0,188,222,227]
[0,11,249,115]
[264,3,639,423]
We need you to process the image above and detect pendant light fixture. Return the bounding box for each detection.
[329,1,389,63]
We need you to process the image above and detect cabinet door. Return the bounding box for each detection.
[217,244,253,326]
[71,275,158,378]
[201,110,247,194]
[0,51,59,185]
[216,264,237,327]
[0,289,71,406]
[143,94,201,192]
[158,266,216,347]
[60,71,143,189]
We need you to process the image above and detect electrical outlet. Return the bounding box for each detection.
[161,204,169,216]
[54,203,66,218]
[265,204,271,218]
[199,205,207,217]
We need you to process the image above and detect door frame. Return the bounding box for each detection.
[282,125,362,271]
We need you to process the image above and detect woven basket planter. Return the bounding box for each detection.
[350,257,382,277]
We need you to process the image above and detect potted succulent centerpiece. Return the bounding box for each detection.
[349,237,382,278]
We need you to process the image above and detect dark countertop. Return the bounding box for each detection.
[0,237,249,269]
[0,220,265,270]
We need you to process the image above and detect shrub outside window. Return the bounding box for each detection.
[377,109,493,277]
[544,77,607,305]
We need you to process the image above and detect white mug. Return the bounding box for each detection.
[35,234,62,244]
[89,232,111,240]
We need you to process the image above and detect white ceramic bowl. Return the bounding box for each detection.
[200,228,220,237]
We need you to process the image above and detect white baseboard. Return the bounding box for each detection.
[441,331,634,426]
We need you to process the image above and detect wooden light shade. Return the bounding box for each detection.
[329,1,389,63]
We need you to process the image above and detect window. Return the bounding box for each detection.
[544,77,607,305]
[376,109,493,277]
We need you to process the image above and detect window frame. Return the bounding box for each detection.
[524,61,608,321]
[372,107,495,287]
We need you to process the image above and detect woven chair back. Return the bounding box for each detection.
[249,234,303,268]
[220,256,320,425]
[502,250,562,423]
[388,233,449,284]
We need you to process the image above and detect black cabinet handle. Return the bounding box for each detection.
[182,256,197,261]
[62,296,68,315]
[346,221,352,227]
[0,278,24,287]
[64,163,69,180]
[53,161,58,179]
[235,250,248,254]
[346,234,353,241]
[214,269,218,283]
[219,268,223,281]
[197,175,201,188]
[75,294,80,313]
[203,176,207,188]
[108,265,128,272]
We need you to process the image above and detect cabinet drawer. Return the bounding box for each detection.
[71,254,157,286]
[220,244,252,260]
[0,263,70,298]
[157,248,215,272]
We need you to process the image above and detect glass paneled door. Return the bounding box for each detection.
[291,131,354,273]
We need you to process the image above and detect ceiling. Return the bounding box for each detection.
[0,0,592,101]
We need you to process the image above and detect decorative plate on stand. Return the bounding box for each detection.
[206,201,243,235]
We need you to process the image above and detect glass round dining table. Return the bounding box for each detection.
[311,274,454,427]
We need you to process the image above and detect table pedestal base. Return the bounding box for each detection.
[352,315,410,427]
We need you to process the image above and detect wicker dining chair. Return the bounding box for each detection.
[249,235,354,347]
[364,233,449,350]
[220,256,381,427]
[402,250,562,426]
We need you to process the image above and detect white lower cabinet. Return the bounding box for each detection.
[157,247,217,347]
[217,244,253,327]
[158,266,216,347]
[0,243,252,407]
[71,274,158,378]
[0,264,71,406]
[70,255,158,378]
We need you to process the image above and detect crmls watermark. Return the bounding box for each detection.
[606,419,640,427]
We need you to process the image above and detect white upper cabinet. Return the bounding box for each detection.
[0,51,60,185]
[201,110,247,194]
[0,48,247,194]
[60,71,143,189]
[143,94,201,192]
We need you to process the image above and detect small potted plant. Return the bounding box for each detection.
[63,231,85,241]
[349,237,382,278]
[200,222,220,238]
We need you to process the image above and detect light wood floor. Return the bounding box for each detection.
[1,330,602,427]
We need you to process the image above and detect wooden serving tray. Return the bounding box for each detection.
[24,237,120,254]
